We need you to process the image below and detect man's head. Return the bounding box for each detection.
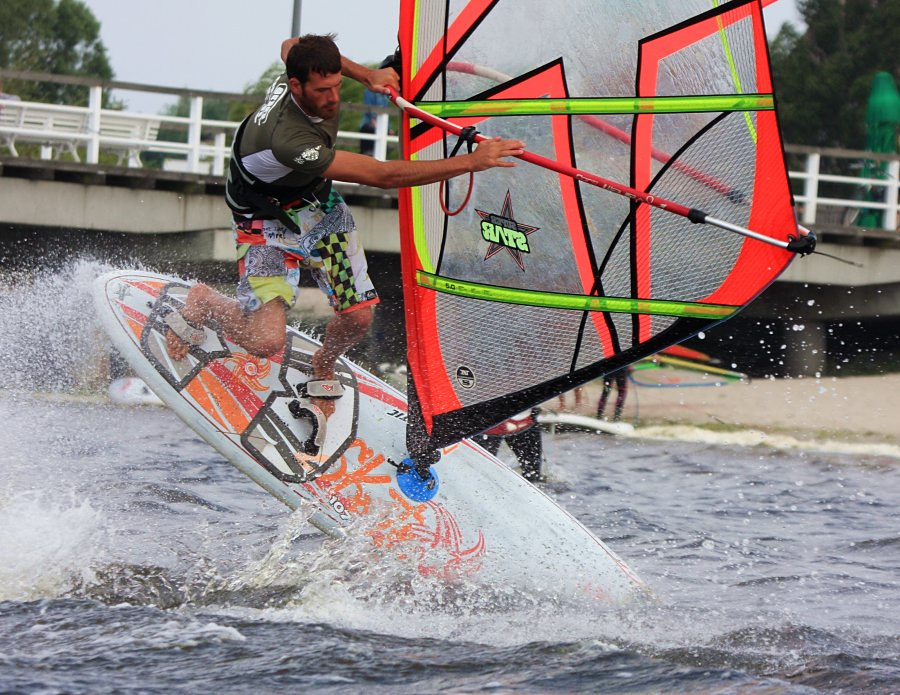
[286,34,343,119]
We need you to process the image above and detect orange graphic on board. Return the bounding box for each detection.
[415,504,487,579]
[316,439,393,516]
[125,316,144,340]
[316,437,487,579]
[368,486,430,552]
[223,352,271,392]
[185,368,252,432]
[369,489,486,579]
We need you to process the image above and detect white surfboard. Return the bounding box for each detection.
[539,411,635,437]
[93,270,645,602]
[108,376,165,406]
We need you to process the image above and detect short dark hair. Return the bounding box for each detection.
[285,34,342,84]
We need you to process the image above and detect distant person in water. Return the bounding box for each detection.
[597,368,629,422]
[164,34,524,420]
[358,88,389,156]
[476,408,546,483]
[557,385,585,411]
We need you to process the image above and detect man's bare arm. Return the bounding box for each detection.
[340,56,399,94]
[324,137,525,189]
[281,38,297,63]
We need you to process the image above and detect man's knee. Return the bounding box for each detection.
[350,306,374,332]
[337,306,374,335]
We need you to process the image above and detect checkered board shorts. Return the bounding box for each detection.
[234,195,379,314]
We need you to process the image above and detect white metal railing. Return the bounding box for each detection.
[0,88,397,177]
[1,80,897,236]
[0,88,229,174]
[786,145,899,232]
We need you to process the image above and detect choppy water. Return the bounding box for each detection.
[0,262,897,694]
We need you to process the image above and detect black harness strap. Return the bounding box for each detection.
[225,115,332,235]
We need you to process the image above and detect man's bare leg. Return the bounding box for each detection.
[309,306,374,417]
[167,286,372,418]
[166,284,287,360]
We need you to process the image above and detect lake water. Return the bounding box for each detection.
[0,262,897,694]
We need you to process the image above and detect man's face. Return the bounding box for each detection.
[291,71,342,119]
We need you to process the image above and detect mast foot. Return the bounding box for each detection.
[396,457,440,501]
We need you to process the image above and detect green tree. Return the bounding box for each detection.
[771,0,900,149]
[0,0,112,104]
[162,96,234,123]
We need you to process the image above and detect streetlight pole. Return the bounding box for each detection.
[291,0,302,37]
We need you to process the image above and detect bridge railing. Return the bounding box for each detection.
[786,144,899,236]
[0,69,397,177]
[0,70,897,238]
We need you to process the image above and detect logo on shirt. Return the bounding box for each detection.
[296,145,322,164]
[254,80,288,125]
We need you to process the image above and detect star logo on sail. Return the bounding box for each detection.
[475,190,540,271]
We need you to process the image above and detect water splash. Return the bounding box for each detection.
[0,258,140,392]
[0,492,106,601]
[633,424,900,459]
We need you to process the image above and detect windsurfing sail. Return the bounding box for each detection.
[396,0,808,460]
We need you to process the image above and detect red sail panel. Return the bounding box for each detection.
[398,0,802,456]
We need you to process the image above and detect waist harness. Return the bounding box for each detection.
[225,115,333,235]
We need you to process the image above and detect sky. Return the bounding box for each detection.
[79,0,805,114]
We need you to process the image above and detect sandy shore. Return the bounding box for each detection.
[550,372,900,446]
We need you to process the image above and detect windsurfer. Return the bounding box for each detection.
[597,368,630,422]
[165,34,525,417]
[476,408,546,483]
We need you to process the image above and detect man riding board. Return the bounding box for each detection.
[165,34,524,418]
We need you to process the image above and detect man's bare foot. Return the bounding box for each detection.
[312,395,336,418]
[163,310,206,361]
[165,329,190,360]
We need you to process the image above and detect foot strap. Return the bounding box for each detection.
[164,312,206,346]
[288,399,326,456]
[300,379,345,400]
